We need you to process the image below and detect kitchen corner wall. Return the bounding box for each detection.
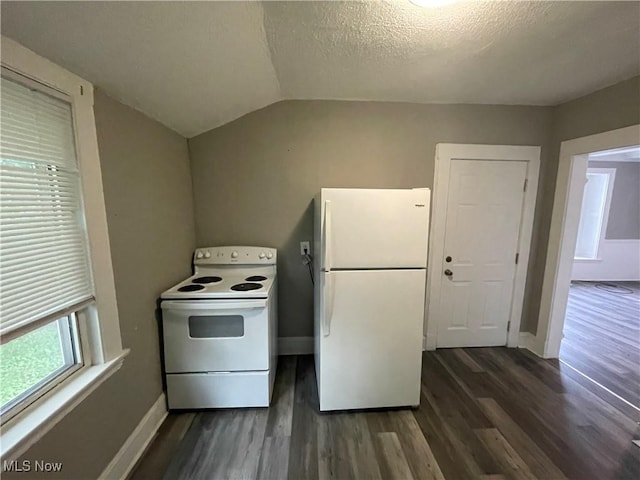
[189,76,640,338]
[5,90,196,480]
[188,101,554,337]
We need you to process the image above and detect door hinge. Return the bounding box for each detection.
[523,179,528,192]
[515,253,519,264]
[80,85,84,95]
[507,320,511,332]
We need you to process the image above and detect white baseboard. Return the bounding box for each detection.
[518,332,543,357]
[99,393,167,480]
[278,336,314,355]
[424,332,436,351]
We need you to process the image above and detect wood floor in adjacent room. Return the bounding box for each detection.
[131,350,640,480]
[561,281,640,407]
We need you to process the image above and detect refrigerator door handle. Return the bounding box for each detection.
[324,200,332,272]
[323,271,335,336]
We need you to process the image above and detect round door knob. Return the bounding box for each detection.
[444,269,453,276]
[231,251,238,258]
[204,251,211,258]
[259,252,266,259]
[196,251,204,259]
[266,252,273,259]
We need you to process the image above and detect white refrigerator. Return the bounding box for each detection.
[313,188,430,411]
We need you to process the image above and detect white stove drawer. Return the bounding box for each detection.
[162,299,270,373]
[166,371,271,409]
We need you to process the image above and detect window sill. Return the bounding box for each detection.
[0,349,129,461]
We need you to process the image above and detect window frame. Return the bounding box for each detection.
[0,316,82,421]
[573,167,616,261]
[1,35,127,461]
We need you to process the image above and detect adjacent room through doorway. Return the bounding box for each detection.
[560,145,640,408]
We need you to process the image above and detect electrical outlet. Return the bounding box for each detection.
[300,241,310,256]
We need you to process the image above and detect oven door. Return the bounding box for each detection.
[162,299,269,373]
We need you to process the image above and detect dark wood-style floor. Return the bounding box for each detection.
[131,349,640,480]
[561,281,640,407]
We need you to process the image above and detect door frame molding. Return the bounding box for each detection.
[424,144,541,350]
[535,125,640,358]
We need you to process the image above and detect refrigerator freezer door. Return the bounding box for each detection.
[318,188,430,270]
[318,269,425,411]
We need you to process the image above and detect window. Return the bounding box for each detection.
[0,73,92,420]
[574,168,615,260]
[0,316,79,417]
[1,36,125,458]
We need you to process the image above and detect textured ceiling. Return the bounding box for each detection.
[1,2,280,137]
[264,1,640,105]
[2,1,639,137]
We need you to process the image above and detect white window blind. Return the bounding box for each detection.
[1,74,94,337]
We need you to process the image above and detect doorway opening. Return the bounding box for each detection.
[538,126,639,367]
[561,145,640,407]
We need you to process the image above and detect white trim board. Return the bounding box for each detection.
[99,393,168,480]
[518,332,542,356]
[536,124,640,358]
[424,143,540,350]
[278,336,313,355]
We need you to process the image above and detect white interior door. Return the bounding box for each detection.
[436,160,527,347]
[319,188,430,269]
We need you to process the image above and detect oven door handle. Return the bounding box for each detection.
[161,299,267,311]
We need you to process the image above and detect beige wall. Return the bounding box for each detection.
[189,101,554,337]
[6,90,196,479]
[189,76,640,337]
[553,76,640,144]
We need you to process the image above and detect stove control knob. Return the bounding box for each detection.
[196,251,204,259]
[259,252,266,259]
[231,251,238,259]
[204,251,211,258]
[266,252,273,259]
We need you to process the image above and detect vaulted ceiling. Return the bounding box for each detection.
[2,1,639,137]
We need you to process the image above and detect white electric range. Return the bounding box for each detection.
[160,246,278,409]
